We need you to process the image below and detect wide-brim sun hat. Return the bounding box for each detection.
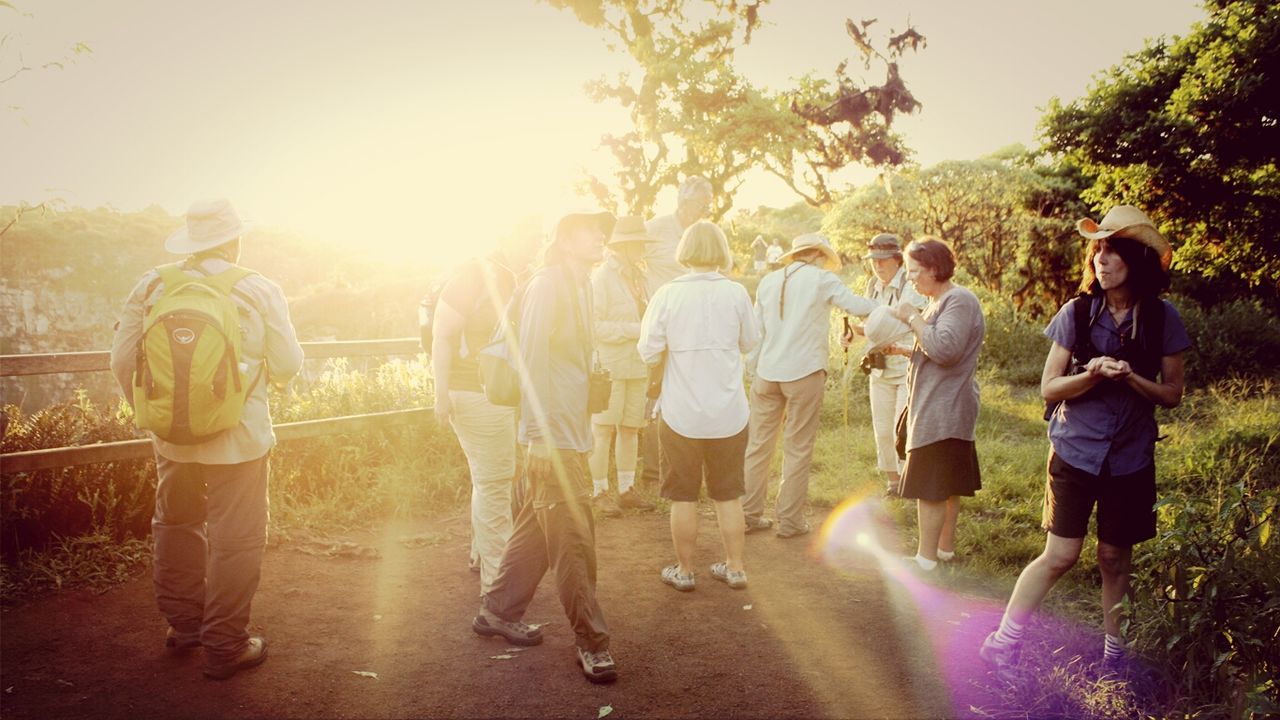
[863,305,913,355]
[863,232,903,261]
[551,210,617,246]
[165,198,249,254]
[779,233,842,271]
[607,215,656,246]
[1076,205,1172,271]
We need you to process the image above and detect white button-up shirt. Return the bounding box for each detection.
[638,272,759,439]
[864,266,928,378]
[749,262,877,383]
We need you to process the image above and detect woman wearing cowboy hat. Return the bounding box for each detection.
[980,205,1190,675]
[588,216,659,516]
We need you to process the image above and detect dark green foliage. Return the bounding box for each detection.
[1040,0,1280,304]
[1175,298,1280,386]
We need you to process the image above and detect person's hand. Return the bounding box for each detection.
[890,303,918,324]
[1084,356,1113,378]
[434,393,453,427]
[1100,359,1133,380]
[840,330,856,348]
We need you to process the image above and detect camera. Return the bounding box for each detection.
[588,368,613,414]
[860,352,887,375]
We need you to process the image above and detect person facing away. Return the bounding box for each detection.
[638,220,760,593]
[765,237,785,271]
[587,215,658,517]
[743,233,877,539]
[888,238,985,574]
[431,216,543,592]
[981,205,1188,676]
[638,175,715,493]
[471,210,619,685]
[842,233,927,496]
[109,198,304,680]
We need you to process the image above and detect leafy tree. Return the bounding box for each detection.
[543,0,923,218]
[823,149,1089,317]
[1039,0,1280,302]
[723,201,822,257]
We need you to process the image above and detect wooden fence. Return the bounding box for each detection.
[0,339,430,473]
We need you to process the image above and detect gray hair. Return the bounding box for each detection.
[677,175,713,203]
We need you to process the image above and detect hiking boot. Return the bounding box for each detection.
[979,631,1020,681]
[775,523,811,540]
[743,517,773,534]
[592,493,622,518]
[660,564,695,592]
[618,490,655,511]
[709,561,748,589]
[203,637,267,680]
[165,626,201,651]
[576,646,618,684]
[472,607,543,646]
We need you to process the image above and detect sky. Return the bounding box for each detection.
[1,0,1206,266]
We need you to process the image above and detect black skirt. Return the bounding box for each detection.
[899,438,982,501]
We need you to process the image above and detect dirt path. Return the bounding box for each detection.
[1,504,1007,719]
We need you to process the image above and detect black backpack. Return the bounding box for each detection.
[1044,293,1165,421]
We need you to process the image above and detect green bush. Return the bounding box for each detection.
[973,287,1052,386]
[1175,297,1280,386]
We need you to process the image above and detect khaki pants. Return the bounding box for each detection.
[742,370,826,534]
[483,451,610,653]
[153,452,269,661]
[869,373,908,474]
[449,390,518,594]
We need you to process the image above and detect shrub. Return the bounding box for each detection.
[1174,297,1280,386]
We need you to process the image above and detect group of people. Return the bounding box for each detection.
[110,188,1188,689]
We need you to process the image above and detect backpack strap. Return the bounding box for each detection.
[1069,294,1098,366]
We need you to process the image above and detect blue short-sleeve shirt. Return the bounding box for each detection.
[1044,297,1191,476]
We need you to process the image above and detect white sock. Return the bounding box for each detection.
[1104,633,1125,659]
[936,549,955,562]
[913,554,938,571]
[993,614,1025,647]
[592,478,608,497]
[617,471,636,495]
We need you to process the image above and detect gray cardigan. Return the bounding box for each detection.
[904,285,985,451]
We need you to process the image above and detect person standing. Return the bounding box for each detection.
[889,238,985,572]
[743,234,877,538]
[109,198,304,680]
[750,235,769,275]
[638,221,760,592]
[844,233,926,496]
[638,176,714,492]
[981,206,1188,674]
[765,238,785,272]
[472,210,619,684]
[431,218,544,591]
[588,216,657,516]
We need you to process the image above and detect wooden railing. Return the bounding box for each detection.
[0,339,432,473]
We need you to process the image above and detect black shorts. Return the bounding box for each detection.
[658,420,748,502]
[1043,451,1157,547]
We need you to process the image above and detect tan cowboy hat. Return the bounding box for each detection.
[863,232,903,261]
[779,233,842,271]
[165,198,249,254]
[862,305,913,355]
[607,215,656,246]
[1076,205,1172,271]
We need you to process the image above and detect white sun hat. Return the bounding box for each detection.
[164,198,250,255]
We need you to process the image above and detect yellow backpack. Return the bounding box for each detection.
[132,263,256,444]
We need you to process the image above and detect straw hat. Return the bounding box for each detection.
[607,215,656,246]
[863,233,903,261]
[1076,205,1172,271]
[862,305,913,355]
[779,233,842,271]
[165,198,249,254]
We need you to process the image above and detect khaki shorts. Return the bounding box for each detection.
[592,377,647,428]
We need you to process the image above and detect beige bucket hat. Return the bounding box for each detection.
[608,215,656,246]
[165,198,249,254]
[779,233,842,271]
[1076,205,1172,271]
